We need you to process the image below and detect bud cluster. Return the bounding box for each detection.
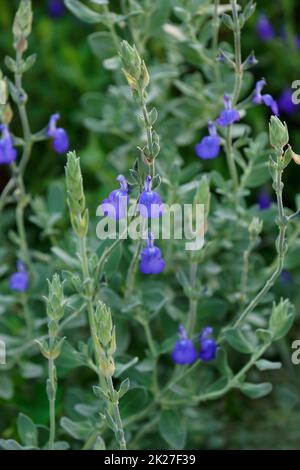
[65,151,89,239]
[93,301,116,378]
[119,41,149,96]
[36,274,66,361]
[13,0,33,54]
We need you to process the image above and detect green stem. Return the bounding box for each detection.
[186,262,198,335]
[48,355,56,450]
[212,0,220,81]
[232,167,287,329]
[230,0,243,105]
[79,237,127,450]
[107,377,127,450]
[240,238,256,304]
[225,126,239,190]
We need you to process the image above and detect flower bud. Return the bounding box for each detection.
[46,274,65,321]
[269,299,294,341]
[269,116,289,150]
[13,0,33,54]
[248,217,263,240]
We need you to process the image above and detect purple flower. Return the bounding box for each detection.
[0,125,17,165]
[101,175,129,220]
[280,269,292,285]
[199,327,217,362]
[138,175,164,218]
[195,121,221,160]
[256,15,275,42]
[47,0,65,18]
[140,232,165,275]
[216,95,240,127]
[9,261,29,292]
[172,325,198,365]
[246,51,258,67]
[257,189,272,210]
[253,80,279,115]
[48,113,69,154]
[295,35,300,49]
[278,88,298,116]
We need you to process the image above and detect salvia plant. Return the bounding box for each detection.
[0,0,300,450]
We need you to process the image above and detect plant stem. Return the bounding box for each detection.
[107,377,127,450]
[225,126,239,190]
[125,218,146,293]
[48,355,56,450]
[186,262,198,335]
[232,167,287,329]
[79,237,127,450]
[212,0,220,81]
[231,0,243,105]
[240,238,256,304]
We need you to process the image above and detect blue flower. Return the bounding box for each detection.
[280,269,292,285]
[101,175,129,220]
[216,95,240,127]
[256,15,275,42]
[48,113,69,153]
[199,327,217,362]
[140,232,165,275]
[138,175,163,218]
[0,124,17,165]
[172,325,198,365]
[9,261,29,292]
[257,189,272,210]
[253,80,279,115]
[195,121,221,160]
[278,88,298,116]
[47,0,65,18]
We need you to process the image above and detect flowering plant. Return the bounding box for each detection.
[0,0,300,451]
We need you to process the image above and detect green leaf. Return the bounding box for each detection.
[239,382,273,399]
[65,0,105,23]
[269,299,295,341]
[0,439,24,450]
[51,247,80,269]
[159,409,187,449]
[96,239,123,279]
[93,436,106,450]
[88,32,116,62]
[149,0,171,35]
[224,327,255,354]
[118,378,130,398]
[119,387,148,418]
[0,374,13,400]
[60,417,92,440]
[17,413,38,447]
[255,359,282,371]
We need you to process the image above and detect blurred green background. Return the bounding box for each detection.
[1,0,300,449]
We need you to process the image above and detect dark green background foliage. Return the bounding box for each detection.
[1,0,300,450]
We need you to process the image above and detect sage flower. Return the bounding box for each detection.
[172,325,197,365]
[257,189,272,210]
[199,327,217,362]
[280,269,292,285]
[278,89,298,116]
[138,175,163,218]
[101,175,129,220]
[195,121,220,160]
[140,232,165,275]
[9,261,29,292]
[216,95,240,127]
[253,80,279,115]
[256,15,275,42]
[47,0,65,18]
[48,113,69,153]
[0,124,17,165]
